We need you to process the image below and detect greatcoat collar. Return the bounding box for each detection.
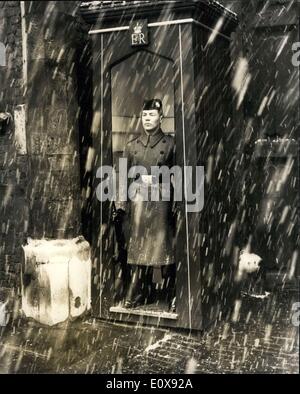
[137,128,165,148]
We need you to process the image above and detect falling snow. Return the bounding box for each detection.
[0,0,299,375]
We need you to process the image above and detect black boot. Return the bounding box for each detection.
[113,263,126,304]
[169,294,176,313]
[124,266,147,308]
[162,264,176,312]
[144,267,156,304]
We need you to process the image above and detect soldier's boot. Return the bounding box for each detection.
[113,263,126,304]
[113,247,128,304]
[124,265,147,308]
[161,264,176,312]
[144,267,156,304]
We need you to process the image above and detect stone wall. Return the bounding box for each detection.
[0,1,28,291]
[221,0,299,280]
[24,1,82,239]
[0,1,91,295]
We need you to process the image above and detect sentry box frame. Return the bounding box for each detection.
[82,0,238,331]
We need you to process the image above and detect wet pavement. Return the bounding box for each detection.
[0,288,299,374]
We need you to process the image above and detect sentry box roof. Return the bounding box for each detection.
[80,0,238,37]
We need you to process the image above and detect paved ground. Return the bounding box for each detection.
[0,288,299,374]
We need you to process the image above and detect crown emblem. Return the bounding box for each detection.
[133,22,143,34]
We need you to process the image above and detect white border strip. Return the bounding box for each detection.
[89,18,231,41]
[179,25,192,331]
[99,34,104,317]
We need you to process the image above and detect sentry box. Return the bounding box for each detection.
[81,0,239,331]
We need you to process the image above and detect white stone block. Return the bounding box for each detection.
[14,105,27,155]
[22,236,91,326]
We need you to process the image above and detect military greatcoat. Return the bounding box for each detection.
[116,128,175,267]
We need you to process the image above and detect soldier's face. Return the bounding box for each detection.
[142,110,162,133]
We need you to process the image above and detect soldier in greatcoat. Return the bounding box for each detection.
[113,99,176,310]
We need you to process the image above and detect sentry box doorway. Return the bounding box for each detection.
[82,0,238,331]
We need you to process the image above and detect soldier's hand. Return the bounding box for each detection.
[112,208,126,224]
